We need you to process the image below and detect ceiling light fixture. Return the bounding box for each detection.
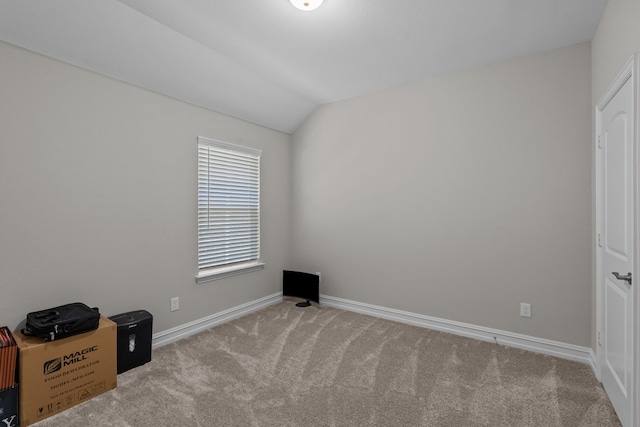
[290,0,324,11]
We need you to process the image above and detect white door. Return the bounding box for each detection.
[596,56,637,427]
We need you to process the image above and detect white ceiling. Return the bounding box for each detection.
[0,0,608,134]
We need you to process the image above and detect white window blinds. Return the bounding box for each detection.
[197,137,262,273]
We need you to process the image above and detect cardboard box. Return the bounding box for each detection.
[14,316,117,426]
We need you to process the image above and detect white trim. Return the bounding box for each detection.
[151,292,598,377]
[152,292,281,348]
[197,136,262,157]
[320,294,597,371]
[196,261,265,284]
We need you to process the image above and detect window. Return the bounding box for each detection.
[196,136,263,283]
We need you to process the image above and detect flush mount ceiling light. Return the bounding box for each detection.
[290,0,324,11]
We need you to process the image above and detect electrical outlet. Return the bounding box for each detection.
[520,303,531,318]
[171,297,179,312]
[316,272,321,282]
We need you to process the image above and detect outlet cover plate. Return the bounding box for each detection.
[520,303,531,318]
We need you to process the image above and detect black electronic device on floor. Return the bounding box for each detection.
[109,310,153,374]
[283,270,320,307]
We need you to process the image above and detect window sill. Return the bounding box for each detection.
[196,261,265,284]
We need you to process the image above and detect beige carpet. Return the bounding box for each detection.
[35,300,620,426]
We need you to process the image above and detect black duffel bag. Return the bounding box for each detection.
[22,302,100,341]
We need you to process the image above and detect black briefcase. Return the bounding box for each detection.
[22,302,100,341]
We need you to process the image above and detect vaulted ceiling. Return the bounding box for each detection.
[0,0,608,133]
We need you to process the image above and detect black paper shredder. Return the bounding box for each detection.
[109,310,153,374]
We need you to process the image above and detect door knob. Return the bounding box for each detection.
[612,272,632,285]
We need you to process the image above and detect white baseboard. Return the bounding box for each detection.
[320,294,599,375]
[150,291,598,377]
[152,292,282,348]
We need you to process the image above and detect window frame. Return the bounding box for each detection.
[196,136,264,283]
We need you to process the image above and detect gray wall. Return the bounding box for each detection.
[0,41,292,333]
[291,42,592,346]
[0,19,613,350]
[592,0,640,106]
